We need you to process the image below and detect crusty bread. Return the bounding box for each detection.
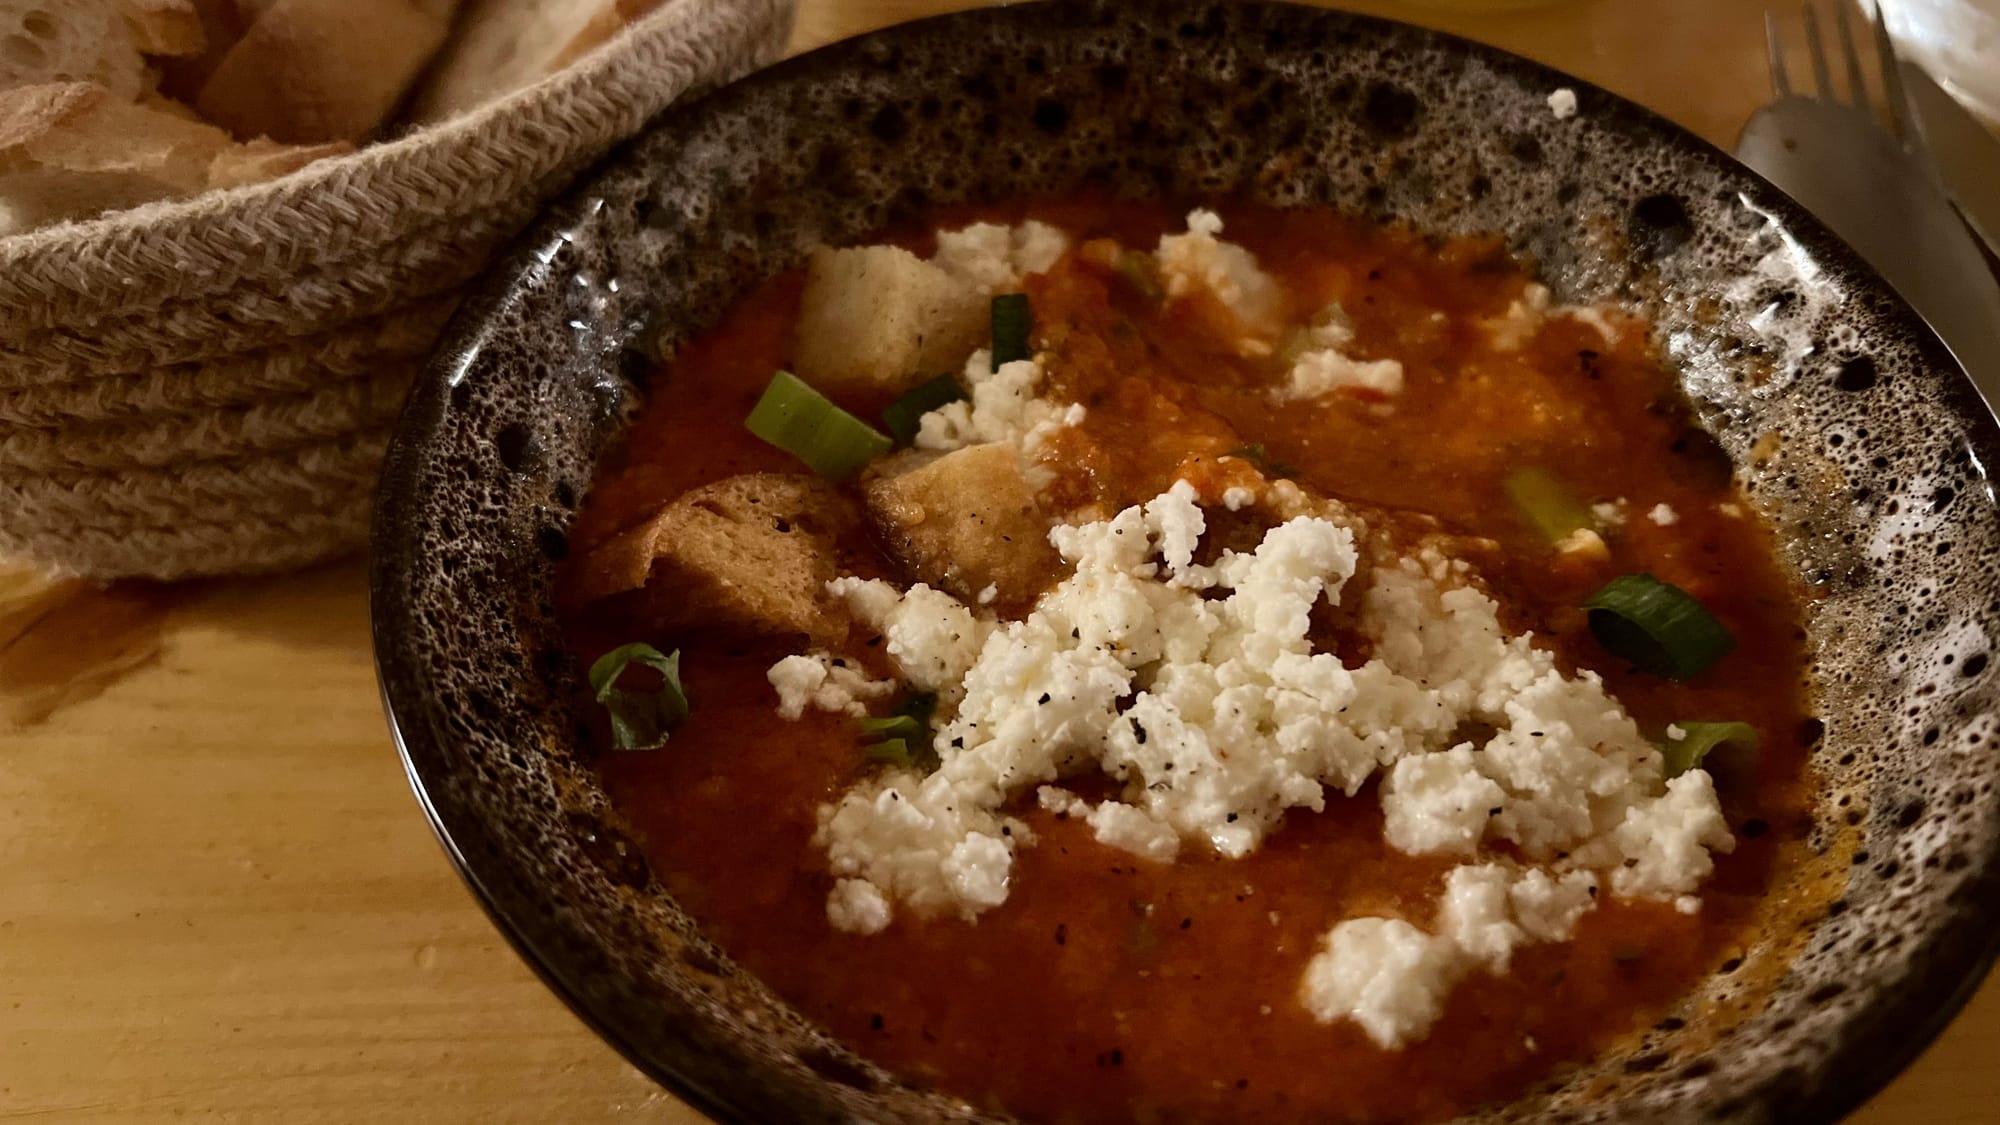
[404,0,662,125]
[0,81,349,235]
[0,1,150,98]
[793,245,988,398]
[194,0,448,143]
[566,473,865,645]
[864,443,1057,609]
[116,0,204,55]
[205,133,349,188]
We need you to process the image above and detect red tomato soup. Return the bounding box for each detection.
[558,199,1823,1124]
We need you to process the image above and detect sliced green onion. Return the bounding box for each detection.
[1114,250,1164,302]
[881,372,965,445]
[588,642,689,751]
[991,293,1032,366]
[856,714,924,741]
[865,738,914,766]
[1661,721,1760,779]
[1227,442,1301,479]
[744,370,892,480]
[1583,574,1736,680]
[1505,467,1594,544]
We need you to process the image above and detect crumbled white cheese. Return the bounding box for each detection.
[1282,348,1406,400]
[1548,88,1578,120]
[1648,503,1680,527]
[1554,526,1610,561]
[1485,283,1552,351]
[1155,209,1282,332]
[826,878,893,934]
[1303,862,1599,1048]
[1382,745,1507,856]
[1299,918,1459,1049]
[1275,304,1406,402]
[931,220,1070,293]
[914,350,1083,466]
[826,578,993,700]
[803,484,1731,1046]
[767,651,897,720]
[1595,771,1736,899]
[976,584,999,606]
[1223,486,1258,511]
[1591,500,1627,528]
[1557,304,1621,342]
[1665,723,1688,741]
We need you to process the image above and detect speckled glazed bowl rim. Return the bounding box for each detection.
[373,3,2000,1122]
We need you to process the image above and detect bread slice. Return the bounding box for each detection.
[0,81,348,236]
[0,0,150,98]
[194,0,448,143]
[204,133,348,188]
[404,0,663,125]
[565,473,866,645]
[864,443,1058,609]
[116,0,203,55]
[793,244,988,397]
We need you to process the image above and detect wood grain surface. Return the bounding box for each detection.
[3,2,1995,1121]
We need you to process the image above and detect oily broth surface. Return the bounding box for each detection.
[562,199,1821,1124]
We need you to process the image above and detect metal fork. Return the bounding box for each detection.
[1736,2,2000,409]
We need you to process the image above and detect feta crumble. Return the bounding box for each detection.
[1648,503,1680,527]
[931,220,1070,294]
[914,349,1084,468]
[1155,209,1282,332]
[767,651,897,720]
[1548,88,1579,120]
[789,483,1731,1047]
[1276,303,1406,402]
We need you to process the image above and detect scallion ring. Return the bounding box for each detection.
[864,737,915,767]
[1504,466,1594,544]
[744,370,892,480]
[856,714,925,742]
[991,293,1032,366]
[1583,574,1736,680]
[881,372,966,446]
[1661,721,1759,778]
[588,642,689,751]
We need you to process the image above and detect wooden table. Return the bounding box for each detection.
[3,1,1995,1120]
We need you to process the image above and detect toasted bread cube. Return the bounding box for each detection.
[566,473,862,645]
[793,245,985,397]
[864,443,1057,608]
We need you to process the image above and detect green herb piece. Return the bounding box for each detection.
[991,293,1032,366]
[744,370,892,480]
[1583,574,1737,680]
[856,714,925,742]
[1504,466,1596,544]
[588,642,689,751]
[865,738,915,766]
[1661,721,1760,778]
[881,372,966,445]
[1114,249,1164,302]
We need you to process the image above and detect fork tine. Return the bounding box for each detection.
[1869,3,1917,140]
[1765,10,1793,97]
[1802,2,1835,99]
[1834,1,1869,106]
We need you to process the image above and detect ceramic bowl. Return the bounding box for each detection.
[372,2,2000,1121]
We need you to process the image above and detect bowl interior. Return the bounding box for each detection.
[372,3,2000,1121]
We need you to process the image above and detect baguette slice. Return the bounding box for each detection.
[194,0,448,143]
[117,0,204,55]
[404,0,664,125]
[0,81,348,237]
[0,0,150,98]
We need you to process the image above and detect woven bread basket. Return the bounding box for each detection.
[0,0,796,580]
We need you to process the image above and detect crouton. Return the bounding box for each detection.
[564,473,864,645]
[792,244,985,397]
[864,443,1057,609]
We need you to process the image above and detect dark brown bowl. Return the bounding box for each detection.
[371,2,2000,1121]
